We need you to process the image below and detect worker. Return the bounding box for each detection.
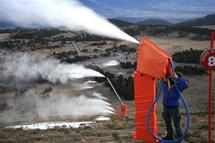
[162,71,188,141]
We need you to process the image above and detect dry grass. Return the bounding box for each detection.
[0,113,214,143]
[0,33,10,42]
[148,36,210,55]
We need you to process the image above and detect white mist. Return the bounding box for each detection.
[0,0,139,44]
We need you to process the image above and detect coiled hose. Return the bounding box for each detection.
[146,60,190,143]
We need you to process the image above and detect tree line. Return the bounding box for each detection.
[172,48,204,63]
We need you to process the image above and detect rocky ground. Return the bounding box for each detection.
[0,107,214,143]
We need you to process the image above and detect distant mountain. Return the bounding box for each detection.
[108,19,132,27]
[0,22,17,29]
[115,17,145,24]
[0,22,11,29]
[138,19,172,26]
[177,14,215,26]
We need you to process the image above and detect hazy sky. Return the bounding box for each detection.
[80,0,215,22]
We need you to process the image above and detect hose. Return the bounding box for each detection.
[146,80,164,142]
[146,60,190,143]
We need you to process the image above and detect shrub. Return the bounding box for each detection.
[175,65,207,75]
[94,69,134,100]
[172,48,204,63]
[105,74,134,100]
[120,61,137,69]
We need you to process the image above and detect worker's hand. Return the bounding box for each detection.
[173,72,178,78]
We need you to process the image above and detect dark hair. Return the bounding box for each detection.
[175,71,183,77]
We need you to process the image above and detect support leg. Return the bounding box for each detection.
[133,72,157,143]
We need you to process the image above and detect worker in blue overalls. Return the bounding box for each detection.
[162,71,188,142]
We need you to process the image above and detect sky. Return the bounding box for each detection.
[80,0,215,22]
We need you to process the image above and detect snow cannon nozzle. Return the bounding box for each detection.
[118,104,128,117]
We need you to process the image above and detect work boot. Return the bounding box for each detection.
[162,135,174,140]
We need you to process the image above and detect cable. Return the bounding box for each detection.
[146,60,190,143]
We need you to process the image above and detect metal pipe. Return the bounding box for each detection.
[208,32,214,143]
[106,77,124,105]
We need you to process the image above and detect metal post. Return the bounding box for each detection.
[208,32,214,143]
[106,77,124,105]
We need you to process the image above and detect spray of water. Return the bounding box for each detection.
[35,92,114,120]
[0,50,116,124]
[0,52,104,84]
[102,60,119,67]
[0,89,114,124]
[0,0,139,44]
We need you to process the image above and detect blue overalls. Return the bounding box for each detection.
[162,77,188,140]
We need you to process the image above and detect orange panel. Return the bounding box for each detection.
[137,38,171,79]
[133,72,158,143]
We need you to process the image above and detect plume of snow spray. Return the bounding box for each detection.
[102,60,119,67]
[0,52,104,84]
[0,0,139,44]
[0,51,116,125]
[1,89,114,124]
[35,92,114,120]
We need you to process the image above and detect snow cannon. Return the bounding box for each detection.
[106,77,128,117]
[133,38,173,143]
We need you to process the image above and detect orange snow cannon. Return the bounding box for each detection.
[106,77,128,117]
[133,38,172,143]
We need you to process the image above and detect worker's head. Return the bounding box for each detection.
[166,71,183,88]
